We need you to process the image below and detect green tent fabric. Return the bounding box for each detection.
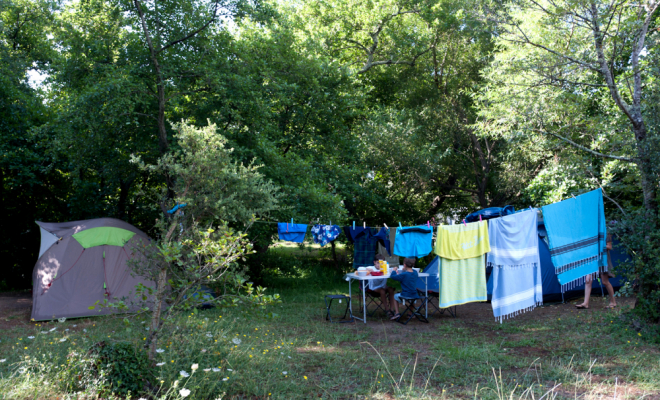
[72,227,136,248]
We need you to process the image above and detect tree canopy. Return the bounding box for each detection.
[2,0,659,303]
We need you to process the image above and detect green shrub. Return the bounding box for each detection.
[62,341,153,396]
[613,209,660,324]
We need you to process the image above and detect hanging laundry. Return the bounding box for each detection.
[435,221,490,307]
[310,224,341,247]
[487,209,543,322]
[437,256,487,307]
[541,188,607,290]
[342,226,354,243]
[393,225,433,258]
[372,227,391,255]
[346,227,378,268]
[277,222,308,243]
[378,229,399,267]
[434,221,490,260]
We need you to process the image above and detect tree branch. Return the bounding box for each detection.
[535,128,634,162]
[158,1,221,54]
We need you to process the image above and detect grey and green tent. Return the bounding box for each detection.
[32,218,156,321]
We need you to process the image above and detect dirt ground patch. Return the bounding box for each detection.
[345,294,637,331]
[0,291,32,329]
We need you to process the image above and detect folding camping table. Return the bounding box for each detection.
[345,270,429,324]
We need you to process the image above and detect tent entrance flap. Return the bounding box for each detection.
[39,227,59,259]
[72,227,136,248]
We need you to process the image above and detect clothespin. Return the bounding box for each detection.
[427,221,430,228]
[399,222,402,228]
[479,215,482,222]
[329,220,332,225]
[363,222,366,229]
[463,219,467,226]
[383,223,388,229]
[571,193,576,199]
[353,221,355,229]
[291,218,294,225]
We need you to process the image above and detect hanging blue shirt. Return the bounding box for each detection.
[371,227,392,256]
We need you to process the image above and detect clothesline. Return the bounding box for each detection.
[251,220,422,229]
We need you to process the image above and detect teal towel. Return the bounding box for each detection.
[541,189,607,290]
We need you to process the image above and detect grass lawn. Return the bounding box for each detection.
[0,274,658,399]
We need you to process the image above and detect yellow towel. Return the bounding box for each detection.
[435,221,490,260]
[438,255,487,307]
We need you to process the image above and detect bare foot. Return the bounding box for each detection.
[605,304,617,309]
[575,304,589,309]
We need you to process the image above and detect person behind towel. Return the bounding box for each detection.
[388,257,419,321]
[576,234,617,309]
[370,254,396,317]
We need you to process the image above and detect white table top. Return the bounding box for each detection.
[345,272,429,280]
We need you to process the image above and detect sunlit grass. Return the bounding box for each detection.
[0,278,658,399]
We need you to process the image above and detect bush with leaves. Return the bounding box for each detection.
[94,121,281,360]
[612,210,660,323]
[51,341,152,396]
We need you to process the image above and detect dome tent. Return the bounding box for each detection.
[32,218,156,321]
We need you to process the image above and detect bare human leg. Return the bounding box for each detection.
[602,273,617,307]
[387,287,395,312]
[577,275,593,308]
[377,288,389,311]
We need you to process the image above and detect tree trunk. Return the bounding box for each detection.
[157,82,168,154]
[147,267,168,361]
[330,240,338,269]
[634,133,656,211]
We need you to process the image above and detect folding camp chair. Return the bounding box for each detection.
[357,281,388,317]
[396,295,429,325]
[324,295,354,323]
[420,290,457,318]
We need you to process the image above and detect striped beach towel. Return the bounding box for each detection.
[541,189,607,290]
[487,209,543,322]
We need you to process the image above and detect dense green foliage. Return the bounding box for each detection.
[82,341,153,396]
[1,0,659,318]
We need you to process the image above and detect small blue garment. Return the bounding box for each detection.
[372,227,391,255]
[311,224,341,247]
[342,226,354,243]
[277,222,308,243]
[393,225,433,258]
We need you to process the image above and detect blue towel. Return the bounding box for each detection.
[393,226,433,258]
[487,209,543,322]
[277,222,308,243]
[541,189,607,290]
